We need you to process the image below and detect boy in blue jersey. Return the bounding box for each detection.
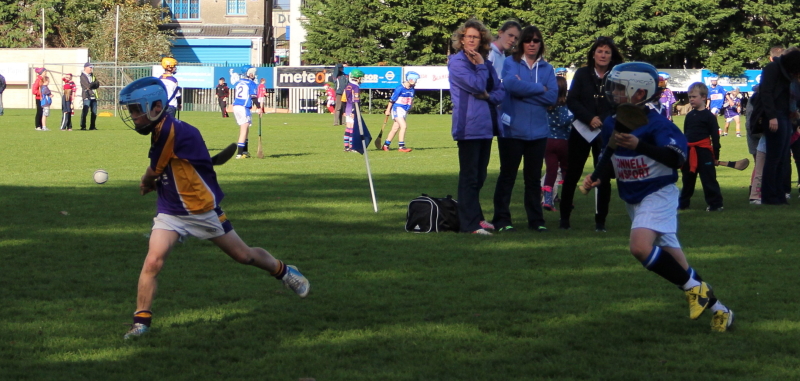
[118,77,310,339]
[342,69,364,151]
[583,62,733,332]
[232,65,259,158]
[382,71,420,152]
[706,76,726,134]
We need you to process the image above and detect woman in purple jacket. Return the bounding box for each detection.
[492,25,558,232]
[448,18,505,235]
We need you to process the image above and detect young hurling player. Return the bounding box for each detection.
[233,65,258,158]
[342,69,364,152]
[583,62,734,332]
[158,57,181,118]
[382,71,420,152]
[118,77,310,339]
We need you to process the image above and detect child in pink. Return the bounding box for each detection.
[543,76,572,211]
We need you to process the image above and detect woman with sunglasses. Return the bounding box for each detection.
[491,25,558,232]
[448,18,505,235]
[560,36,624,231]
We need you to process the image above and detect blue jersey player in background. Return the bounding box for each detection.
[382,71,420,152]
[117,77,309,339]
[232,65,258,158]
[584,62,734,332]
[706,76,726,123]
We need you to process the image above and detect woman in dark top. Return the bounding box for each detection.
[560,36,623,231]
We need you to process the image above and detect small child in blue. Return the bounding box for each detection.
[543,75,572,211]
[40,76,52,131]
[382,71,420,152]
[584,62,734,332]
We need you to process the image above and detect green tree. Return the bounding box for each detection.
[86,0,173,62]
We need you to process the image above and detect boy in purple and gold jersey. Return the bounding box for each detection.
[342,69,364,151]
[117,77,310,340]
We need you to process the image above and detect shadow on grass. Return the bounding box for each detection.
[1,175,799,380]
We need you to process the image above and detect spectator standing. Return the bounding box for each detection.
[80,62,100,130]
[560,36,623,231]
[257,77,267,113]
[487,20,521,79]
[332,63,348,126]
[215,77,230,118]
[324,82,335,113]
[678,82,724,211]
[543,76,573,212]
[759,49,800,205]
[448,18,505,235]
[491,25,558,232]
[32,67,46,130]
[60,73,76,131]
[0,72,5,116]
[39,76,52,131]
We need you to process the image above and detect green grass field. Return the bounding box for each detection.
[1,109,799,380]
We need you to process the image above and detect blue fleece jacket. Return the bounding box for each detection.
[498,56,558,141]
[448,51,505,140]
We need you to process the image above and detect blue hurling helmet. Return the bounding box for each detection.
[604,62,660,106]
[119,77,168,135]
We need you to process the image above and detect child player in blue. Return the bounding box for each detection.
[118,77,310,339]
[342,69,364,151]
[583,62,733,332]
[382,71,420,152]
[706,76,726,133]
[233,65,259,158]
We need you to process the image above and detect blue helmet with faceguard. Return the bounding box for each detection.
[118,77,168,135]
[604,62,660,106]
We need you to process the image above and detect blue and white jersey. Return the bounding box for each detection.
[233,78,257,109]
[159,75,180,108]
[390,85,415,112]
[602,108,687,205]
[708,85,726,112]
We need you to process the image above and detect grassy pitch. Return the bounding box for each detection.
[1,109,799,380]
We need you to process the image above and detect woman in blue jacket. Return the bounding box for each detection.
[448,18,505,235]
[491,25,558,232]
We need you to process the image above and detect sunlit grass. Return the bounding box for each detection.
[1,109,799,380]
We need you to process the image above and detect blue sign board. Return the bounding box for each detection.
[213,67,274,89]
[344,67,402,89]
[701,70,762,92]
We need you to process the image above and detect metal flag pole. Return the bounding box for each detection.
[354,102,379,213]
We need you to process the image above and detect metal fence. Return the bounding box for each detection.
[88,62,289,113]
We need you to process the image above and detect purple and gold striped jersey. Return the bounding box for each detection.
[149,114,224,215]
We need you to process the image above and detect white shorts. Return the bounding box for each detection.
[726,116,738,122]
[43,107,50,117]
[391,107,408,120]
[710,107,720,115]
[346,115,354,124]
[233,106,251,126]
[626,184,681,248]
[152,208,232,240]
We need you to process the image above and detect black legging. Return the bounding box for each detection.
[34,101,43,128]
[558,128,611,226]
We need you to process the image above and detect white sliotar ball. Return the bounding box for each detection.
[93,169,109,184]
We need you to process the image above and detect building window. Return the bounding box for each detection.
[164,0,200,20]
[227,0,246,15]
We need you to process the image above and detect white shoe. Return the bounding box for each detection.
[41,127,50,131]
[471,228,493,236]
[282,265,310,298]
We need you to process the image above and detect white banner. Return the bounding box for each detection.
[403,66,449,90]
[0,63,30,84]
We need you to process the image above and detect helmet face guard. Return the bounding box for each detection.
[118,77,168,135]
[405,71,420,85]
[604,62,660,107]
[161,57,177,72]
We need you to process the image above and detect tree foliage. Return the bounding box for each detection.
[0,0,172,62]
[302,0,800,75]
